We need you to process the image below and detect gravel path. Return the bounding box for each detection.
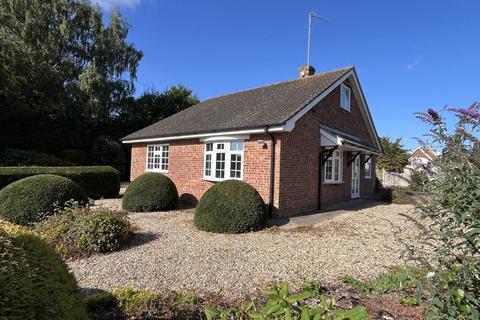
[69,201,424,301]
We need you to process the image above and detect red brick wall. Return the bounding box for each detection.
[360,155,376,196]
[130,134,281,209]
[278,82,377,214]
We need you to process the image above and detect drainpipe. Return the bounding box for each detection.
[265,126,276,218]
[318,150,322,211]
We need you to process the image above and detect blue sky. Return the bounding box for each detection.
[98,0,479,149]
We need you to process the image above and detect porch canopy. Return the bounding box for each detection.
[320,124,381,155]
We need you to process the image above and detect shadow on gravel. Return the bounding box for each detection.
[124,232,159,249]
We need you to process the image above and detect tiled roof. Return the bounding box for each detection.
[122,66,353,141]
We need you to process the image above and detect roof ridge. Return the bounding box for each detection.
[201,66,354,103]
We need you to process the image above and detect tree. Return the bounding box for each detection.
[0,0,143,151]
[109,85,200,139]
[376,137,410,173]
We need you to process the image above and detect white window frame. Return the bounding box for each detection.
[204,141,244,181]
[146,144,169,173]
[340,84,351,111]
[324,150,343,183]
[364,157,372,179]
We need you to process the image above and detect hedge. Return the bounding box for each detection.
[0,166,120,199]
[0,220,88,319]
[0,175,88,226]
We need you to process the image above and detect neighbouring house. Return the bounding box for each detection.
[409,145,438,168]
[122,66,382,216]
[381,145,438,187]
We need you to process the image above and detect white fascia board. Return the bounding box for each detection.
[122,125,285,144]
[320,128,341,146]
[341,141,381,155]
[199,134,250,142]
[349,70,382,151]
[283,70,354,132]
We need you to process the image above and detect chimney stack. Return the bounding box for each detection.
[299,65,315,78]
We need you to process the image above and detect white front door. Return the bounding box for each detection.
[351,156,360,198]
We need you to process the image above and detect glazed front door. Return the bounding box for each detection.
[351,156,360,198]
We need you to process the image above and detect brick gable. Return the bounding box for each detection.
[278,81,376,215]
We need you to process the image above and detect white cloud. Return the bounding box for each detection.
[406,59,420,71]
[95,0,141,10]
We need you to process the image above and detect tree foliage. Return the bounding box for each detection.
[376,137,410,173]
[108,85,200,139]
[0,0,142,151]
[0,0,199,176]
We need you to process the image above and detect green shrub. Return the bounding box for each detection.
[194,180,266,233]
[90,135,126,176]
[72,208,134,253]
[409,170,428,191]
[112,285,161,318]
[36,206,134,257]
[0,220,88,319]
[0,148,76,166]
[0,175,88,226]
[342,267,426,295]
[0,166,120,199]
[110,286,201,320]
[204,282,368,320]
[410,105,480,319]
[300,281,327,299]
[58,149,91,165]
[122,173,178,212]
[83,293,119,320]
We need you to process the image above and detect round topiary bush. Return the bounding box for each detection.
[122,173,178,212]
[0,174,88,226]
[194,180,266,233]
[0,220,88,319]
[58,149,91,165]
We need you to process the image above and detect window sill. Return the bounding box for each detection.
[365,176,372,179]
[203,177,243,182]
[322,181,344,185]
[146,169,168,174]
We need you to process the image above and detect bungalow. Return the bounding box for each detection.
[122,66,382,216]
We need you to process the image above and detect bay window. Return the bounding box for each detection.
[204,141,244,180]
[146,144,169,172]
[324,150,342,183]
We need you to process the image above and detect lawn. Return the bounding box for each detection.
[68,200,425,303]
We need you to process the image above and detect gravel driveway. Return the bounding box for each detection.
[68,201,424,301]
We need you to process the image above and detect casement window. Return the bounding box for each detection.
[204,141,244,181]
[364,157,372,178]
[340,84,351,111]
[324,150,342,183]
[146,144,169,172]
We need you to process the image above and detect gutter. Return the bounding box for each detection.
[265,126,276,218]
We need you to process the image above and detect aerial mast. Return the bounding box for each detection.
[306,12,328,67]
